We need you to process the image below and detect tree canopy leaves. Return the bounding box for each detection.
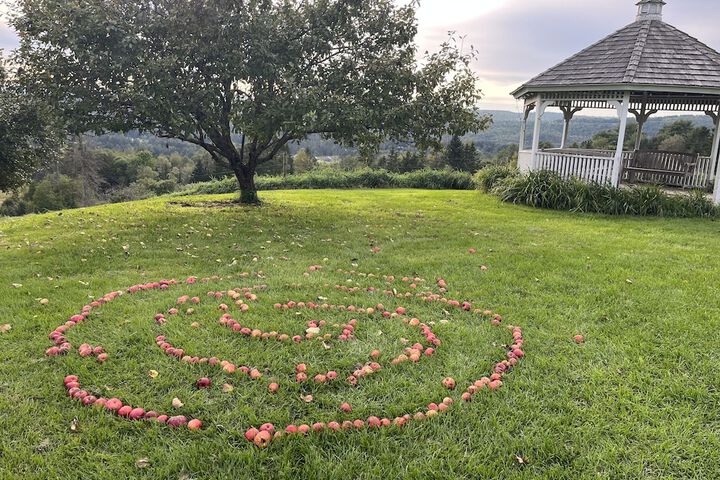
[0,57,63,191]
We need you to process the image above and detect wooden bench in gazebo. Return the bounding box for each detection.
[623,150,698,188]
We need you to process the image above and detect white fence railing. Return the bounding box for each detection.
[688,156,712,189]
[535,151,615,184]
[530,150,715,189]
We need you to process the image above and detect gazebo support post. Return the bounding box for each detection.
[708,111,720,203]
[530,96,549,170]
[559,106,582,149]
[706,111,720,183]
[518,102,534,151]
[609,94,631,187]
[629,103,658,151]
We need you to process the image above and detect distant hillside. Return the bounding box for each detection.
[85,111,716,158]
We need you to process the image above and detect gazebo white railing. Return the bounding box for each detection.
[534,150,615,184]
[519,149,715,189]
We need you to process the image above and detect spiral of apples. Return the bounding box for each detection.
[45,268,525,448]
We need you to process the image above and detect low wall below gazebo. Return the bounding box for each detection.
[518,149,714,189]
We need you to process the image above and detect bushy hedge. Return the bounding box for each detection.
[473,165,518,192]
[183,168,475,195]
[492,170,718,218]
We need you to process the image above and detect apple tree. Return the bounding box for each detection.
[0,56,63,191]
[12,0,489,203]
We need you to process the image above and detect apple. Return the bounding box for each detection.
[117,405,132,417]
[196,377,212,389]
[254,430,272,448]
[248,424,271,437]
[442,378,456,390]
[574,335,585,344]
[188,419,202,431]
[168,415,188,427]
[268,383,280,393]
[245,427,259,441]
[340,402,352,413]
[129,408,145,420]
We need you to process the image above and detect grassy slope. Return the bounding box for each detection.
[0,190,719,480]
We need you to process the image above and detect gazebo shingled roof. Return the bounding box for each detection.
[510,0,720,204]
[512,20,720,93]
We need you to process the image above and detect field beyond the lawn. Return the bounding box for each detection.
[1,189,719,480]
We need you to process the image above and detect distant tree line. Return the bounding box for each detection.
[573,120,713,156]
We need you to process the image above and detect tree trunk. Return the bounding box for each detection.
[234,168,260,205]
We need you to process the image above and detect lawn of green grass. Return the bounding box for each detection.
[1,189,719,479]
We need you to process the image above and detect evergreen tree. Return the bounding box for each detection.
[444,135,465,170]
[398,152,424,173]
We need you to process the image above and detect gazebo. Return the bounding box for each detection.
[511,0,720,204]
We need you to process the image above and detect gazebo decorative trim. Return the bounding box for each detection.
[511,0,720,203]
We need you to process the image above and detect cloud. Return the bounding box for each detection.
[413,0,720,110]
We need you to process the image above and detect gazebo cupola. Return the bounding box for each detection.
[636,0,665,21]
[511,0,720,204]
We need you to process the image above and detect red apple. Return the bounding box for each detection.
[196,377,212,389]
[245,427,259,441]
[254,430,272,448]
[168,415,188,427]
[129,408,145,420]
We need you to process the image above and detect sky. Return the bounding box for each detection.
[1,0,719,113]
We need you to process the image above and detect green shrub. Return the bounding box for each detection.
[182,168,475,195]
[473,165,519,192]
[492,170,719,218]
[398,169,475,190]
